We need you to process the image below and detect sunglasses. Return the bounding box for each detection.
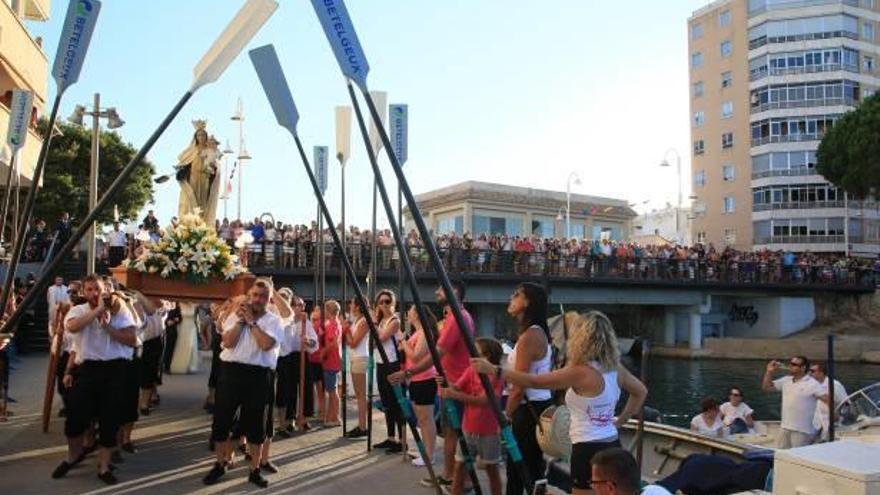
[378,299,391,305]
[730,392,741,397]
[790,361,804,367]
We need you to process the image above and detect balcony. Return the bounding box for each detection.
[750,95,857,114]
[753,200,850,211]
[751,167,820,179]
[0,102,42,186]
[749,31,858,50]
[750,63,859,82]
[751,132,826,146]
[748,0,858,18]
[0,0,49,101]
[23,0,51,22]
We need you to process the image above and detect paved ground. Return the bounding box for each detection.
[0,353,491,495]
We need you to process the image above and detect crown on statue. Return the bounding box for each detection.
[192,119,208,131]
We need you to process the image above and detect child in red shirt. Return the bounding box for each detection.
[320,300,341,426]
[439,337,504,495]
[309,307,324,419]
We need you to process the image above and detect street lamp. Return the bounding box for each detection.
[67,93,125,275]
[220,139,235,219]
[565,171,582,239]
[231,97,252,221]
[659,148,683,244]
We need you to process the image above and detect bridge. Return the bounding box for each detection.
[247,246,878,350]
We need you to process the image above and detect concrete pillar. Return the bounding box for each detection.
[689,311,702,350]
[663,310,676,346]
[475,304,496,337]
[463,203,473,234]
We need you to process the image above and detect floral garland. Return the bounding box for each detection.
[123,210,247,283]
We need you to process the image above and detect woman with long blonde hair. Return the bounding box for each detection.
[472,311,647,495]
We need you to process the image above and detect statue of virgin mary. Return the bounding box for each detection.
[176,120,221,226]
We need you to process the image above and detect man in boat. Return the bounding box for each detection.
[590,448,672,495]
[809,362,847,442]
[761,356,829,448]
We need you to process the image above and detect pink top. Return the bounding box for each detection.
[322,319,341,371]
[404,329,436,382]
[456,367,503,436]
[437,307,474,384]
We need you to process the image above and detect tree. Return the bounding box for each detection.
[816,92,880,199]
[34,119,156,228]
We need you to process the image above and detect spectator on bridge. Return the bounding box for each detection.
[720,386,754,435]
[809,362,847,442]
[690,397,724,438]
[142,210,159,237]
[762,356,829,448]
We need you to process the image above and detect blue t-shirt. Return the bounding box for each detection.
[251,224,265,242]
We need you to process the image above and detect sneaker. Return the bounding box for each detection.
[385,442,403,454]
[202,462,226,485]
[248,468,269,488]
[411,455,430,467]
[121,442,137,454]
[420,476,452,488]
[260,461,279,474]
[345,427,367,439]
[97,470,118,485]
[51,461,72,479]
[374,439,396,449]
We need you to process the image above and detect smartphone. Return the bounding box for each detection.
[532,479,548,495]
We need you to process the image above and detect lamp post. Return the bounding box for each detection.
[67,93,125,275]
[659,148,683,244]
[221,139,234,220]
[565,171,582,239]
[231,97,251,221]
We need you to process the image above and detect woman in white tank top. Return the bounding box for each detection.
[343,299,370,438]
[473,310,647,495]
[372,289,405,452]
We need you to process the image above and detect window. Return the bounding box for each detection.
[695,170,706,187]
[721,71,732,88]
[531,217,556,238]
[696,232,707,244]
[692,52,704,68]
[437,215,463,235]
[693,81,705,97]
[692,23,704,40]
[719,10,731,28]
[724,228,737,245]
[694,139,705,155]
[865,56,875,72]
[724,196,736,213]
[721,101,733,119]
[722,132,734,148]
[723,164,735,181]
[863,0,874,9]
[721,40,732,58]
[865,22,875,42]
[693,111,705,127]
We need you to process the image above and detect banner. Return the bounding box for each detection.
[388,104,408,166]
[310,0,370,91]
[367,91,387,155]
[6,90,34,151]
[335,106,352,165]
[314,146,329,195]
[248,44,299,135]
[52,0,102,93]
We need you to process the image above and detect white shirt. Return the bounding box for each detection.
[813,377,847,432]
[720,401,754,427]
[107,230,127,247]
[47,285,69,337]
[690,412,724,437]
[65,303,136,364]
[642,486,674,495]
[219,311,283,369]
[566,363,620,443]
[279,317,318,357]
[141,310,167,341]
[375,316,400,363]
[349,316,369,358]
[773,375,826,434]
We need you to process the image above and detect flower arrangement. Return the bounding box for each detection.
[123,210,246,283]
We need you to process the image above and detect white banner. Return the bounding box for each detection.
[367,91,387,155]
[388,104,408,166]
[6,90,34,151]
[335,106,352,165]
[314,146,328,195]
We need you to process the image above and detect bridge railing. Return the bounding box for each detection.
[244,243,879,288]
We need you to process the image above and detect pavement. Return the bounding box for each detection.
[0,353,491,495]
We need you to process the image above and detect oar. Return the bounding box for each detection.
[297,317,307,429]
[248,44,444,495]
[1,90,34,246]
[0,0,278,338]
[309,1,531,489]
[0,0,102,323]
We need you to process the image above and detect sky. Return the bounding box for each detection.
[27,0,709,230]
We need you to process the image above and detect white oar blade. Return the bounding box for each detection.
[335,106,352,165]
[52,0,102,93]
[249,44,300,135]
[310,0,370,91]
[191,0,278,92]
[388,104,408,166]
[367,91,387,154]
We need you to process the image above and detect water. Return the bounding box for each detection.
[637,357,880,428]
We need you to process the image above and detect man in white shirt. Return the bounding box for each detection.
[106,222,127,267]
[762,356,829,448]
[591,447,673,495]
[809,362,847,442]
[53,275,137,485]
[274,291,318,436]
[204,279,282,488]
[47,276,69,336]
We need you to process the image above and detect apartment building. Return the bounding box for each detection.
[689,0,880,255]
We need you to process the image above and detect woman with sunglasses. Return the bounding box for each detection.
[343,299,369,438]
[373,289,405,453]
[720,386,754,435]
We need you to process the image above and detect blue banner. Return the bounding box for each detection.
[310,0,370,91]
[249,44,300,135]
[314,146,329,195]
[6,90,34,151]
[388,104,408,166]
[52,0,101,93]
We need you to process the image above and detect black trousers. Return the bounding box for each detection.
[55,351,70,409]
[506,399,553,495]
[208,331,222,389]
[108,246,126,267]
[376,361,405,439]
[275,353,295,421]
[64,359,128,448]
[163,326,178,373]
[140,338,163,388]
[306,361,322,416]
[121,356,141,424]
[211,362,273,444]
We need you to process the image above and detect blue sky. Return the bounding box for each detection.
[28,0,707,230]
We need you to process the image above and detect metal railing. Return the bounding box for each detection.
[750,96,856,114]
[750,63,860,81]
[749,31,858,50]
[751,167,820,179]
[243,243,878,288]
[753,200,846,211]
[748,0,857,18]
[751,132,826,146]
